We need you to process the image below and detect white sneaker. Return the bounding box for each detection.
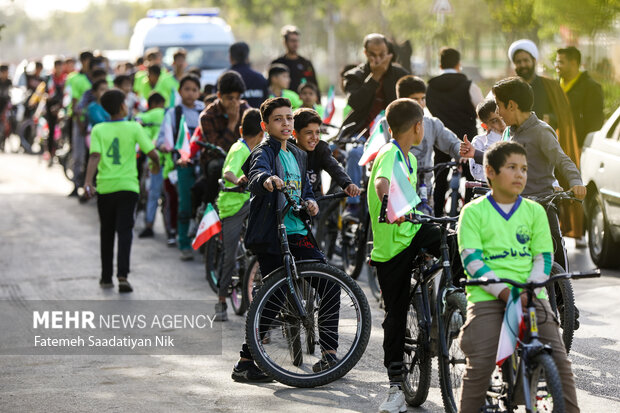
[379,386,407,413]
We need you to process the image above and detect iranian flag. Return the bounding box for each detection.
[386,150,421,223]
[191,203,222,250]
[358,117,391,166]
[174,114,192,161]
[322,85,336,124]
[496,287,526,365]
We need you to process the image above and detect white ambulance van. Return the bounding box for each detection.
[129,8,234,86]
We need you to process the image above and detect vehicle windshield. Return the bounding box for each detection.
[159,45,229,70]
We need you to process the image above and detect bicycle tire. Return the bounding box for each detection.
[438,292,468,413]
[547,262,575,353]
[348,218,369,280]
[204,234,222,293]
[403,291,432,407]
[229,242,248,315]
[529,353,566,413]
[246,262,371,387]
[242,256,262,311]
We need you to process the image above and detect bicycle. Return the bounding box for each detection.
[377,194,468,412]
[245,185,372,387]
[461,269,600,413]
[466,182,581,354]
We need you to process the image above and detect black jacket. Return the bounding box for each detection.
[230,63,269,109]
[342,62,409,138]
[289,139,353,196]
[426,72,477,140]
[566,71,604,147]
[242,136,315,255]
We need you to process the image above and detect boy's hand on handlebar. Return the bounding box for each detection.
[569,185,587,200]
[236,175,248,186]
[263,176,284,192]
[459,135,475,159]
[344,183,361,197]
[498,287,528,309]
[305,200,319,216]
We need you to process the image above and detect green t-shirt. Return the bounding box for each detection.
[457,194,553,303]
[270,89,302,110]
[135,72,178,108]
[217,140,251,219]
[90,120,155,194]
[136,107,165,142]
[368,143,421,262]
[278,148,307,236]
[70,72,91,102]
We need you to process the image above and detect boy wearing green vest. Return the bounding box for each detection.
[214,109,263,322]
[83,89,160,293]
[457,141,579,412]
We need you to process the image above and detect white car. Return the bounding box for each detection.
[581,105,620,268]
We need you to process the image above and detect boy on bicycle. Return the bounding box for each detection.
[231,97,340,382]
[214,108,263,322]
[291,107,360,198]
[457,141,579,412]
[368,98,463,413]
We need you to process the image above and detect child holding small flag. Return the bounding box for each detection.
[83,89,160,293]
[368,99,463,413]
[212,109,263,321]
[457,141,579,412]
[156,74,204,259]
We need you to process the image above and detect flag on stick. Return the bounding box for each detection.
[386,150,421,223]
[322,85,336,124]
[358,117,390,166]
[174,114,192,161]
[496,286,526,365]
[191,203,222,250]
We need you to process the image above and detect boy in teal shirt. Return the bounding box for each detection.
[83,89,160,293]
[214,109,263,321]
[368,99,464,413]
[136,92,167,238]
[457,141,579,412]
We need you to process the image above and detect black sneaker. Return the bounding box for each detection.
[99,279,114,289]
[139,227,154,238]
[231,360,273,383]
[312,353,338,373]
[68,188,78,197]
[118,278,133,293]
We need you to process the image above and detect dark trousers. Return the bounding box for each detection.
[373,223,463,375]
[546,206,568,271]
[97,191,139,281]
[240,235,340,359]
[433,149,451,217]
[163,177,178,235]
[45,114,58,155]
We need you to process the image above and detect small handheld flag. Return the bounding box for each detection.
[386,150,420,223]
[496,287,526,365]
[322,85,336,124]
[358,117,390,166]
[191,203,222,250]
[174,114,192,161]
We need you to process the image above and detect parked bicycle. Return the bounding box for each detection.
[378,194,468,413]
[462,269,600,413]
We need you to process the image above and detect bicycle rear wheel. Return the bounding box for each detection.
[547,262,575,353]
[529,353,566,413]
[204,234,222,293]
[403,290,432,406]
[246,262,371,387]
[438,292,467,413]
[365,229,382,302]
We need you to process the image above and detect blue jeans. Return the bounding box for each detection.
[345,146,364,205]
[145,169,163,225]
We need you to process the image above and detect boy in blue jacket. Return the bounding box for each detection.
[231,97,341,382]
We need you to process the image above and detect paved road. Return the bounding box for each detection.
[1,151,619,412]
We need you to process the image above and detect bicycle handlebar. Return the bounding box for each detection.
[315,189,366,202]
[465,181,488,189]
[527,190,581,206]
[195,140,227,158]
[218,179,247,193]
[460,269,601,289]
[418,161,458,175]
[378,194,458,225]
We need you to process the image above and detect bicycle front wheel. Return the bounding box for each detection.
[246,262,371,387]
[403,291,432,406]
[438,291,467,413]
[529,353,566,413]
[547,262,575,353]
